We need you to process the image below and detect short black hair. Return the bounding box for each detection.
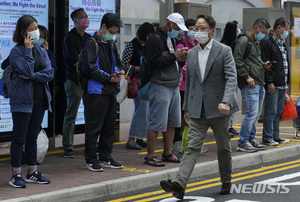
[252,18,270,29]
[273,17,290,30]
[151,22,160,29]
[38,25,48,40]
[71,8,85,21]
[185,19,196,28]
[137,22,155,42]
[233,20,239,25]
[197,14,216,29]
[101,13,122,29]
[13,15,37,44]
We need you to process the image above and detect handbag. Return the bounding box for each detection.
[127,73,139,99]
[280,92,298,121]
[116,65,132,103]
[138,81,151,100]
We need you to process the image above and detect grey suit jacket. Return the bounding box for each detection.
[183,40,239,119]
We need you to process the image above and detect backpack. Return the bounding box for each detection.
[77,37,99,90]
[237,33,252,59]
[0,64,13,98]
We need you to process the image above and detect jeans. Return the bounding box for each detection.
[10,100,46,172]
[62,80,84,151]
[238,84,265,144]
[262,88,286,142]
[128,96,149,139]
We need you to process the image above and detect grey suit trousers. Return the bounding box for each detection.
[174,113,232,189]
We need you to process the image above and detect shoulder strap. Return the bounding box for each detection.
[238,33,252,59]
[89,37,99,56]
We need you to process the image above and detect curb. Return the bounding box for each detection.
[4,144,300,202]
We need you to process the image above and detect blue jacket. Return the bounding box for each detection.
[82,34,119,96]
[9,44,54,113]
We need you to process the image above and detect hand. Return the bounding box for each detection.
[246,76,255,88]
[218,103,230,115]
[174,47,188,59]
[24,34,33,48]
[19,74,30,80]
[110,73,122,83]
[184,111,190,125]
[264,61,272,69]
[134,66,140,73]
[178,53,187,62]
[268,83,275,94]
[42,40,48,52]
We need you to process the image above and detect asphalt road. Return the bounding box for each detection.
[94,156,300,202]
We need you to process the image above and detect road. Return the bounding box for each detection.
[94,156,300,202]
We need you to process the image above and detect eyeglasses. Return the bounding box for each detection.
[107,28,117,35]
[193,26,210,32]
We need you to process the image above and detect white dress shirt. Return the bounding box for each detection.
[198,39,213,80]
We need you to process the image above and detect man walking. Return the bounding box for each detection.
[160,15,239,198]
[62,8,91,158]
[260,17,290,146]
[235,18,271,152]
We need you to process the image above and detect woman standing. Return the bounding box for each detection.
[9,15,54,188]
[122,22,155,149]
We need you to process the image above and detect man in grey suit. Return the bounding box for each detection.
[160,15,239,199]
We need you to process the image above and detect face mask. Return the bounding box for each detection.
[195,31,210,44]
[281,30,289,39]
[27,29,40,43]
[168,29,179,39]
[255,31,265,41]
[79,18,89,29]
[237,28,241,36]
[34,38,44,46]
[187,30,195,40]
[102,32,114,41]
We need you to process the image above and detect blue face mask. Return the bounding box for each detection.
[34,38,44,46]
[168,29,179,39]
[281,30,289,39]
[102,32,114,41]
[255,31,265,41]
[187,30,195,40]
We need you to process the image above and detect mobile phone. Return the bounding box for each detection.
[116,72,125,75]
[269,61,277,64]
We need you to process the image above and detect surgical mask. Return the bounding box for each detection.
[168,29,179,39]
[27,29,40,43]
[34,38,44,46]
[237,28,241,36]
[195,31,210,44]
[255,31,265,41]
[187,30,195,40]
[102,32,114,41]
[281,30,289,39]
[79,18,89,29]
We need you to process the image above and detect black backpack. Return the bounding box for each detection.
[237,33,252,59]
[77,37,99,90]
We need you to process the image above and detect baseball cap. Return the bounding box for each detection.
[167,13,188,31]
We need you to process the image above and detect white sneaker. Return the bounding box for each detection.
[263,139,279,146]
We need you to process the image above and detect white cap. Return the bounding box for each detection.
[167,13,188,31]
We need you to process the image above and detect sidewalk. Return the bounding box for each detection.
[0,111,300,202]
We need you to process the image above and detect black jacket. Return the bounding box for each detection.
[143,28,181,88]
[63,28,91,84]
[260,31,289,89]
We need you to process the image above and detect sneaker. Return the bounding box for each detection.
[136,139,147,148]
[86,161,103,172]
[263,139,279,146]
[228,127,239,137]
[250,139,267,150]
[236,141,258,153]
[99,158,123,169]
[9,174,26,188]
[25,171,50,184]
[274,138,289,144]
[64,150,75,158]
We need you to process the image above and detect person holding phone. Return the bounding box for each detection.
[8,15,54,188]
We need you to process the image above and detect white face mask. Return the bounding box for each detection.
[237,28,241,36]
[195,30,211,44]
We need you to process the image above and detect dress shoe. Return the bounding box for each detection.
[160,180,185,199]
[220,182,231,195]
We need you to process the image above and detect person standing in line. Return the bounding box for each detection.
[160,15,239,198]
[62,8,91,158]
[9,15,54,188]
[122,22,155,150]
[234,18,271,152]
[260,17,290,146]
[82,13,123,172]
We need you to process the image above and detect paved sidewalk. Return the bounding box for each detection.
[0,111,299,202]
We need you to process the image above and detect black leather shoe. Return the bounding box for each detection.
[220,182,231,195]
[160,180,185,199]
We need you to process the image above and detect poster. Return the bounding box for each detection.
[69,0,116,125]
[0,0,48,132]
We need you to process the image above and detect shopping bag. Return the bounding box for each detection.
[127,74,138,99]
[116,65,132,103]
[280,92,298,121]
[181,126,189,152]
[36,129,49,164]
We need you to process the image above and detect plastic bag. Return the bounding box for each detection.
[280,92,298,121]
[181,126,189,152]
[116,77,129,103]
[36,129,49,164]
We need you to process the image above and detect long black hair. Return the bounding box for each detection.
[220,21,238,51]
